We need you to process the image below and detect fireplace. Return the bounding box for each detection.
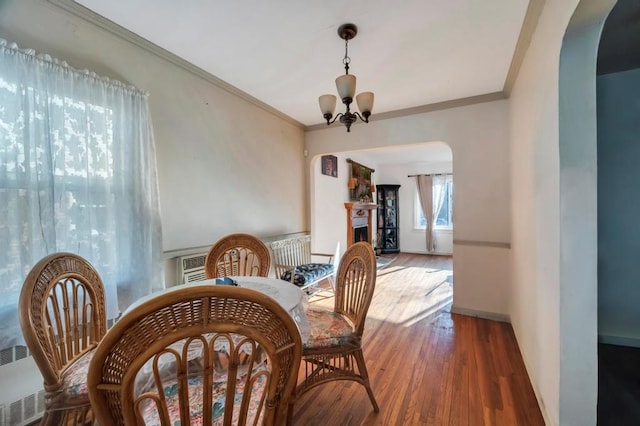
[354,226,368,243]
[344,202,378,248]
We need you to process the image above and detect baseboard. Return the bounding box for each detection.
[450,305,510,323]
[516,336,552,426]
[598,334,640,348]
[401,250,453,256]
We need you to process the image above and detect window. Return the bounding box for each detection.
[0,40,163,350]
[415,175,453,229]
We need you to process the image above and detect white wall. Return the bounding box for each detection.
[376,160,453,255]
[306,100,511,318]
[509,3,567,422]
[310,153,356,256]
[0,0,307,258]
[509,0,615,425]
[0,0,308,407]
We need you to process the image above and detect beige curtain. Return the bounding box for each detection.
[430,174,448,252]
[417,174,448,252]
[416,175,434,251]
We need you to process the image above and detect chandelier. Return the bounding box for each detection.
[318,23,374,132]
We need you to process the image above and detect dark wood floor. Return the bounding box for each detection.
[598,343,640,425]
[291,253,544,425]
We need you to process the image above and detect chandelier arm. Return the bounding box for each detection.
[352,111,370,123]
[326,111,369,128]
[326,113,344,126]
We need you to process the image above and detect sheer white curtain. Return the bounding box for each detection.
[0,39,163,350]
[430,174,448,251]
[416,174,448,252]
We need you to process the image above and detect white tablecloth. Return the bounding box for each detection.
[125,276,310,342]
[228,276,310,342]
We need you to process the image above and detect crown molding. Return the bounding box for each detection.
[46,0,540,134]
[304,91,507,132]
[503,0,546,96]
[45,0,304,129]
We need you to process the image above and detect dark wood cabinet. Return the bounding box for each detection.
[376,185,400,253]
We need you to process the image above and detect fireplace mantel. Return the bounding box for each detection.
[344,202,378,211]
[344,202,378,248]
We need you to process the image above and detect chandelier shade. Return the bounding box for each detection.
[319,94,337,116]
[335,74,356,100]
[319,23,374,132]
[356,92,374,116]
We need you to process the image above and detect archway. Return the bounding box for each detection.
[309,141,456,316]
[592,0,640,421]
[309,142,453,257]
[558,0,616,424]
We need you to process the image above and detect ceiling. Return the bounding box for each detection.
[68,0,638,167]
[74,0,530,129]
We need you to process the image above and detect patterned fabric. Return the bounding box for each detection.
[49,347,96,409]
[139,363,268,426]
[304,308,355,349]
[134,334,265,396]
[280,263,334,287]
[134,333,270,425]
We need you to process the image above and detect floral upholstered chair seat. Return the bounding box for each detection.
[281,263,334,287]
[48,346,97,409]
[304,308,355,349]
[139,364,269,426]
[134,333,269,425]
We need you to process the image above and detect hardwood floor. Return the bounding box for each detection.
[291,253,544,425]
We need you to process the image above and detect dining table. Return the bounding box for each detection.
[123,275,310,398]
[124,275,310,343]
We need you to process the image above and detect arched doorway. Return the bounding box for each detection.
[558,0,616,424]
[593,0,640,422]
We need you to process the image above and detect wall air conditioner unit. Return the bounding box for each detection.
[6,391,44,426]
[0,345,46,426]
[176,252,208,284]
[184,269,207,283]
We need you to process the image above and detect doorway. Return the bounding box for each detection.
[596,0,640,423]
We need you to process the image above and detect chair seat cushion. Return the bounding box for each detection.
[280,263,334,287]
[50,347,96,409]
[139,363,268,425]
[134,333,266,396]
[304,308,355,350]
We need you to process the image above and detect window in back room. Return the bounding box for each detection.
[415,174,453,230]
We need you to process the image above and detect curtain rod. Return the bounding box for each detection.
[407,173,452,177]
[346,158,375,173]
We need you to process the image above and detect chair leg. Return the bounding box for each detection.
[41,409,61,426]
[286,400,294,425]
[290,266,297,286]
[354,349,379,412]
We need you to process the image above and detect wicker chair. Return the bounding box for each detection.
[87,286,302,426]
[204,233,271,278]
[19,252,108,425]
[289,242,379,419]
[270,236,339,294]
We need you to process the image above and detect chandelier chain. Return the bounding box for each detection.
[343,38,351,74]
